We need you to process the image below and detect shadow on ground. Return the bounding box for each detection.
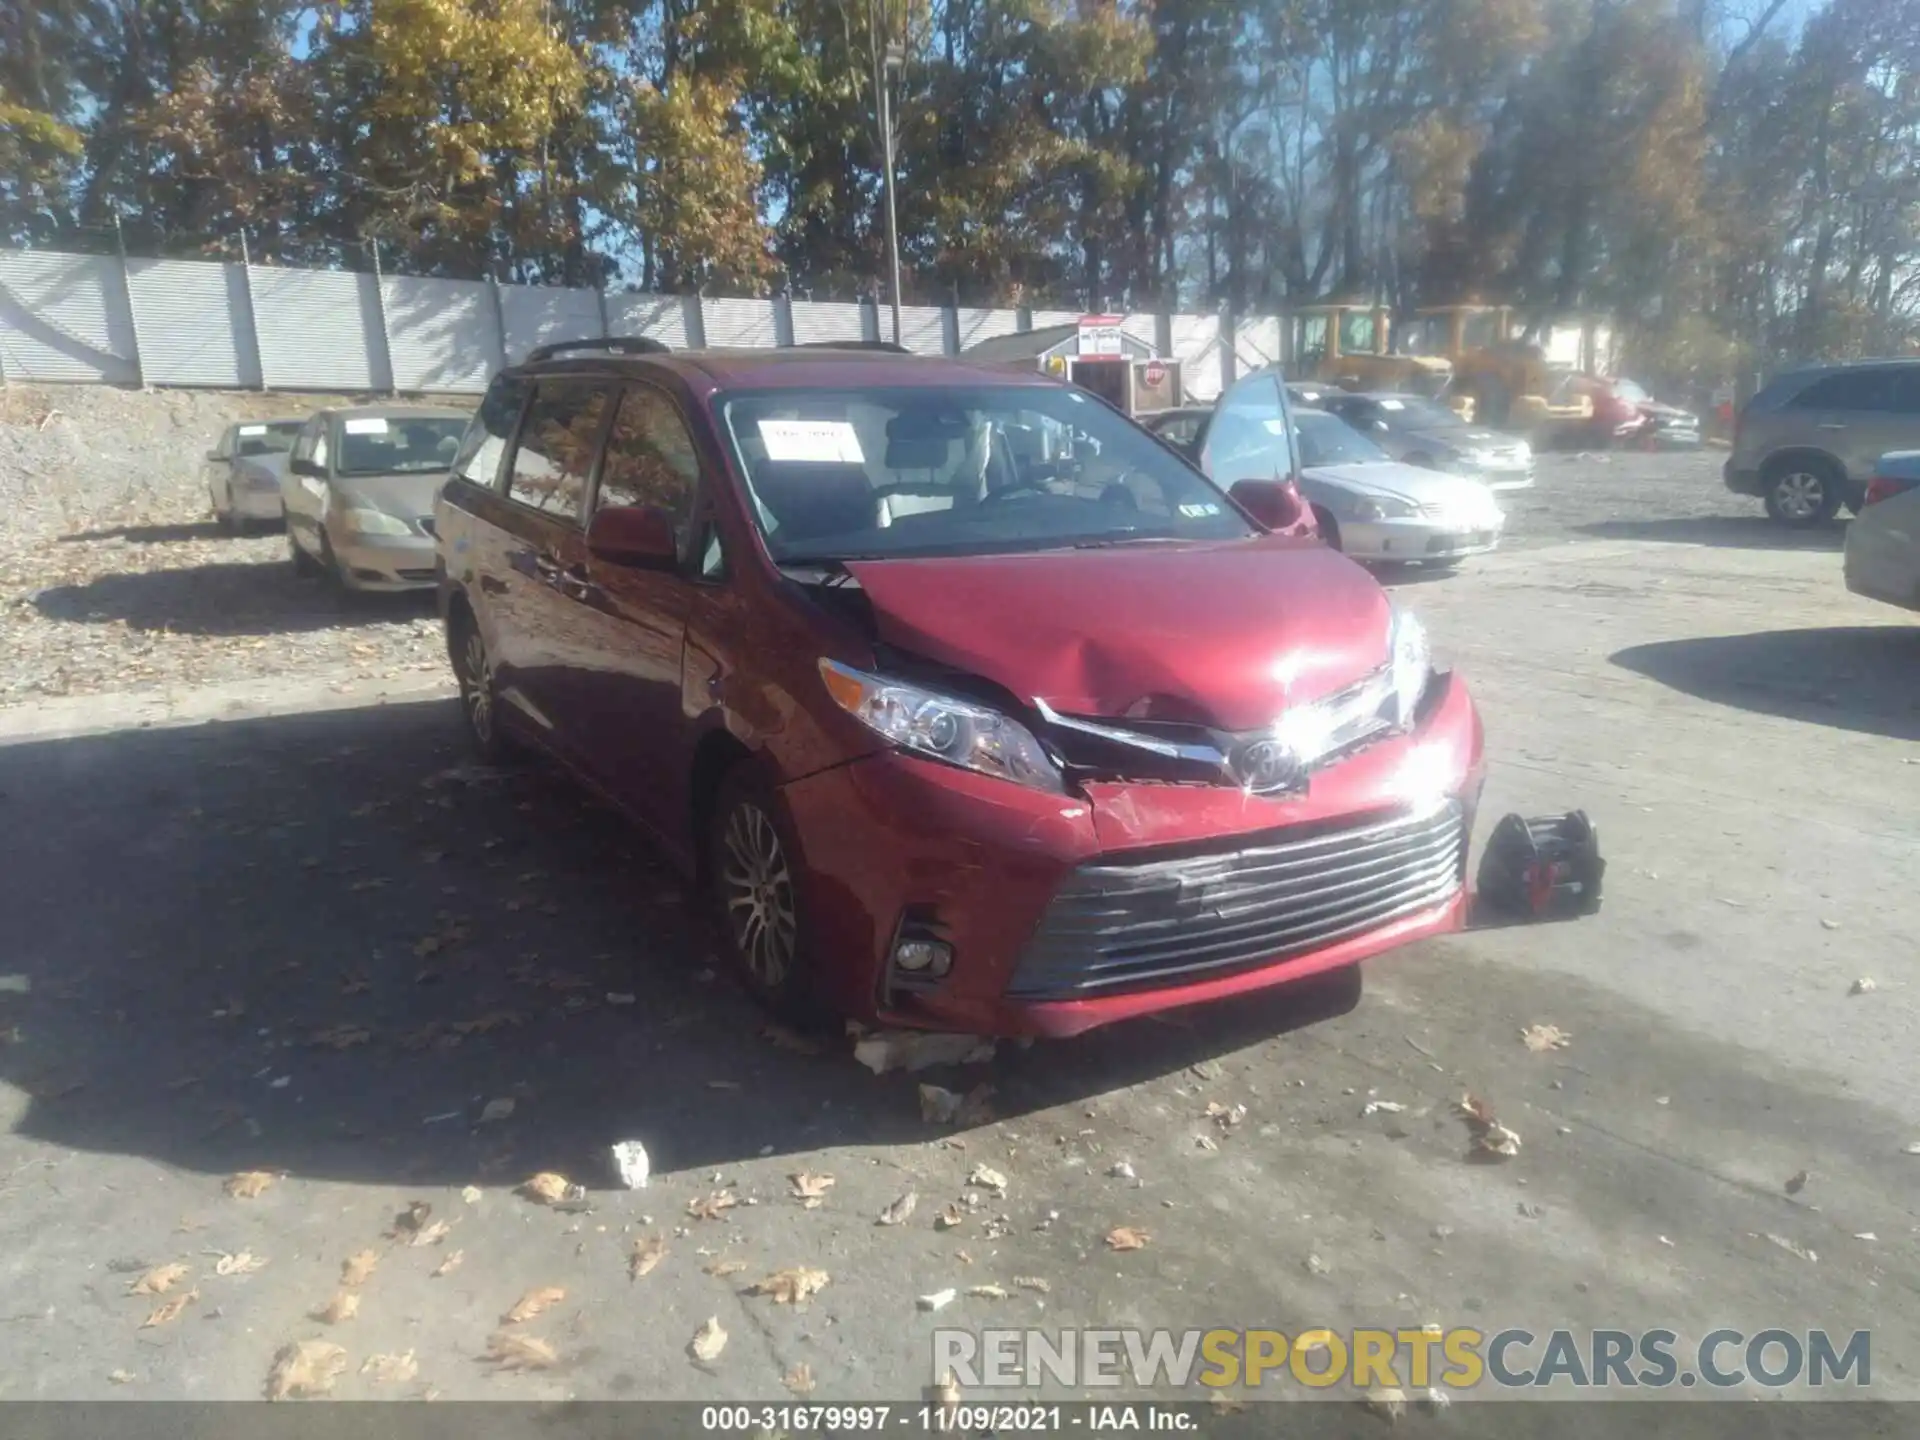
[1575,516,1846,551]
[28,563,434,636]
[59,522,236,545]
[0,697,1361,1190]
[1611,626,1920,742]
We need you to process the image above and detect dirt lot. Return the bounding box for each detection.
[0,386,1916,1422]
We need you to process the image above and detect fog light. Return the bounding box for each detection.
[893,939,952,976]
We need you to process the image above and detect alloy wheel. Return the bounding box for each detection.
[459,628,494,745]
[1773,471,1825,520]
[720,801,797,989]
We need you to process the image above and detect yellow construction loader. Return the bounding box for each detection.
[1289,303,1457,402]
[1403,304,1594,428]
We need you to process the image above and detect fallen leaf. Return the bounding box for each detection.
[878,1192,918,1226]
[1194,1133,1220,1152]
[918,1288,957,1312]
[1366,1385,1410,1422]
[703,1259,748,1277]
[129,1262,190,1295]
[340,1250,380,1287]
[1304,1253,1331,1276]
[1849,977,1877,996]
[479,1098,515,1124]
[1785,1169,1809,1196]
[629,1236,667,1280]
[361,1351,419,1385]
[935,1203,965,1230]
[784,1362,816,1394]
[310,1024,371,1050]
[1456,1094,1497,1126]
[789,1172,836,1201]
[519,1172,571,1206]
[1762,1233,1818,1263]
[432,1250,465,1278]
[461,1185,483,1205]
[967,1164,1008,1191]
[267,1339,348,1400]
[224,1171,276,1199]
[687,1190,738,1221]
[748,1267,830,1304]
[314,1291,360,1324]
[410,1220,453,1247]
[503,1286,566,1324]
[1106,1226,1149,1252]
[689,1316,728,1362]
[1361,1101,1406,1118]
[214,1251,265,1277]
[483,1330,560,1371]
[140,1289,199,1328]
[108,1369,135,1385]
[391,1200,433,1235]
[1519,1023,1571,1053]
[967,1283,1009,1299]
[1475,1123,1523,1160]
[1014,1276,1050,1293]
[1205,1099,1247,1128]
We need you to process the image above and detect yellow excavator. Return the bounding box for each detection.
[1401,304,1594,428]
[1289,303,1459,403]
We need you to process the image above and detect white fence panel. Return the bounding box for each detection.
[1233,317,1284,372]
[1170,313,1223,402]
[896,305,946,355]
[789,300,866,345]
[500,284,602,365]
[702,297,778,348]
[608,292,691,350]
[1030,309,1081,333]
[0,251,139,384]
[953,307,1021,351]
[383,276,495,394]
[248,266,386,392]
[127,259,254,388]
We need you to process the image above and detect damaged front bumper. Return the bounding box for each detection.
[779,671,1485,1037]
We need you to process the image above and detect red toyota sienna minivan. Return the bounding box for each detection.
[434,337,1486,1038]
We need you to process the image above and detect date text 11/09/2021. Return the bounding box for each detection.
[700,1405,1194,1432]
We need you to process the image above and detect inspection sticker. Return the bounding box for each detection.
[1178,502,1221,518]
[758,419,864,463]
[237,424,267,435]
[344,417,390,435]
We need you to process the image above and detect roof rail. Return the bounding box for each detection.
[524,336,670,364]
[792,340,914,355]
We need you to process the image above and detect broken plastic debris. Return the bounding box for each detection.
[917,1288,957,1312]
[1361,1100,1406,1117]
[855,1031,996,1075]
[611,1141,650,1190]
[1108,1160,1137,1180]
[1848,977,1877,996]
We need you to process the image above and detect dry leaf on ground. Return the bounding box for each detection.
[314,1291,359,1324]
[483,1330,560,1371]
[140,1290,199,1328]
[1105,1226,1150,1252]
[519,1172,571,1206]
[224,1171,275,1199]
[935,1203,965,1229]
[1456,1094,1522,1160]
[689,1316,728,1362]
[1366,1385,1410,1422]
[747,1267,830,1305]
[967,1284,1009,1299]
[409,1220,453,1248]
[687,1190,738,1221]
[267,1339,348,1400]
[461,1185,483,1205]
[918,1288,957,1312]
[340,1249,380,1287]
[361,1351,419,1385]
[878,1192,918,1226]
[129,1262,189,1295]
[310,1024,371,1050]
[213,1250,266,1277]
[784,1362,816,1394]
[789,1171,835,1202]
[432,1250,465,1278]
[629,1235,667,1280]
[967,1164,1008,1191]
[503,1286,566,1324]
[703,1259,747,1277]
[1762,1233,1818,1263]
[108,1369,135,1385]
[1786,1169,1810,1195]
[1014,1276,1050,1293]
[1520,1023,1572,1053]
[390,1200,433,1236]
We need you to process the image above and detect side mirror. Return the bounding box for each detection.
[1231,478,1316,539]
[587,504,678,568]
[288,456,319,478]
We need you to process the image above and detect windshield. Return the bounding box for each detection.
[1612,378,1650,404]
[1294,410,1391,467]
[235,422,303,458]
[335,417,468,476]
[1372,396,1463,428]
[717,385,1253,563]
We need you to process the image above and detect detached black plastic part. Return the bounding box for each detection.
[1474,811,1605,921]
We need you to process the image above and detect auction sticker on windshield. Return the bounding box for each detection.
[238,424,267,435]
[345,416,390,434]
[759,419,865,463]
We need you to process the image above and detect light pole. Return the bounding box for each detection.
[869,10,905,347]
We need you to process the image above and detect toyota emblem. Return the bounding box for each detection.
[1230,739,1304,795]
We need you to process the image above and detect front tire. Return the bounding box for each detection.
[288,527,322,577]
[1313,508,1342,551]
[449,609,514,764]
[707,766,822,1025]
[1762,459,1842,527]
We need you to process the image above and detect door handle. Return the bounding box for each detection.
[1816,423,1846,431]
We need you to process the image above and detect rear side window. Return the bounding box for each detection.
[505,380,613,520]
[596,386,702,554]
[1789,369,1899,412]
[453,376,528,489]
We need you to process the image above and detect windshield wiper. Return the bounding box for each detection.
[1069,535,1188,550]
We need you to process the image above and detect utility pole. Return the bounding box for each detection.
[869,0,905,348]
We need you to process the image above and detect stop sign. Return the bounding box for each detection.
[1144,361,1168,388]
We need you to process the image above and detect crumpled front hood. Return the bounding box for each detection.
[843,538,1395,733]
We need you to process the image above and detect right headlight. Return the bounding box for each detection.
[819,660,1064,793]
[1350,494,1420,521]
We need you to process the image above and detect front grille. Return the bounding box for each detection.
[396,567,437,583]
[1007,802,1465,998]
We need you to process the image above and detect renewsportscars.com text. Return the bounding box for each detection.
[933,1327,1871,1391]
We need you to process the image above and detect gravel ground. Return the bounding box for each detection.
[0,385,463,705]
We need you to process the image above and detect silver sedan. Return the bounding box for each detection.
[1294,409,1506,567]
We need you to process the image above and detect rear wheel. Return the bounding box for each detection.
[707,765,822,1025]
[1762,458,1842,527]
[448,608,514,764]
